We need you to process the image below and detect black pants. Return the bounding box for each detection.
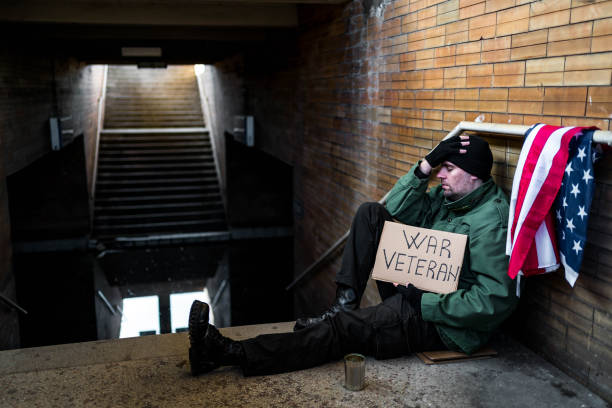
[241,203,445,376]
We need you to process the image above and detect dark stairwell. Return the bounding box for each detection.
[91,64,294,336]
[94,65,226,241]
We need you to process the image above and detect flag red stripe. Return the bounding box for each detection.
[507,126,586,278]
[510,125,555,241]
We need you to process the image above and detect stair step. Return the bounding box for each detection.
[106,82,196,87]
[104,123,204,128]
[96,176,219,186]
[104,118,203,123]
[100,128,207,134]
[107,83,197,87]
[104,111,203,117]
[98,154,213,163]
[98,163,215,171]
[105,102,199,106]
[95,192,220,203]
[95,209,224,222]
[101,136,209,144]
[98,160,214,168]
[103,123,205,129]
[106,93,199,98]
[94,219,225,231]
[100,142,210,150]
[95,201,223,213]
[104,112,202,119]
[105,111,202,117]
[99,147,212,156]
[107,82,196,87]
[105,102,200,108]
[97,169,216,178]
[96,184,219,194]
[106,96,199,101]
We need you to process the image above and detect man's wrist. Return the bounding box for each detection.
[417,159,432,177]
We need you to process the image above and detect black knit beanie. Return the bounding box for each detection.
[445,135,493,180]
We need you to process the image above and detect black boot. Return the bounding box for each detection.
[293,285,358,331]
[188,300,246,376]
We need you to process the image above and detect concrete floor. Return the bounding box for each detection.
[0,322,607,408]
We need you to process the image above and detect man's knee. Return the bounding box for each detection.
[355,202,387,221]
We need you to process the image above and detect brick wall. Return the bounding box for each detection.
[0,44,104,349]
[512,156,612,400]
[203,0,611,400]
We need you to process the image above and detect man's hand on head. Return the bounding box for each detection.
[423,135,470,172]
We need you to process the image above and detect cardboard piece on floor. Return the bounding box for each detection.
[416,347,498,365]
[371,221,468,294]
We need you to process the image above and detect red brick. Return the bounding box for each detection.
[564,70,611,86]
[497,18,529,36]
[481,88,509,100]
[511,44,547,60]
[482,48,511,63]
[531,0,571,16]
[512,29,548,47]
[543,101,586,116]
[509,87,545,101]
[483,35,512,51]
[544,86,587,102]
[493,74,525,86]
[526,57,565,73]
[494,61,525,75]
[456,52,482,65]
[594,17,612,36]
[497,4,530,23]
[508,100,543,114]
[547,38,592,57]
[548,21,593,42]
[525,72,564,86]
[593,35,612,53]
[571,1,612,24]
[466,75,493,87]
[529,10,571,30]
[461,2,486,19]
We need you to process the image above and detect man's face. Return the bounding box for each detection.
[436,161,481,201]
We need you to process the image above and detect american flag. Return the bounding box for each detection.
[554,128,601,285]
[506,124,600,287]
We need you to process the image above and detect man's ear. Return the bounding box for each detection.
[470,175,479,181]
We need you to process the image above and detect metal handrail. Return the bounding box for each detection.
[447,121,612,145]
[91,64,109,201]
[285,190,390,291]
[0,292,28,314]
[285,121,612,291]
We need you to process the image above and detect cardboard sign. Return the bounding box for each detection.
[371,221,467,294]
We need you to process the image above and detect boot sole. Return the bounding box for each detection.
[188,300,209,347]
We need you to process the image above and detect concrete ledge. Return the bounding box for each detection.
[0,322,293,376]
[0,322,607,407]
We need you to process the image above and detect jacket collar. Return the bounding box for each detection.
[443,178,495,212]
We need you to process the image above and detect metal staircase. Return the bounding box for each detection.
[93,65,226,241]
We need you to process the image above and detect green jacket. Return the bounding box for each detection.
[385,163,519,354]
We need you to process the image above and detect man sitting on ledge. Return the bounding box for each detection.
[188,134,519,376]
